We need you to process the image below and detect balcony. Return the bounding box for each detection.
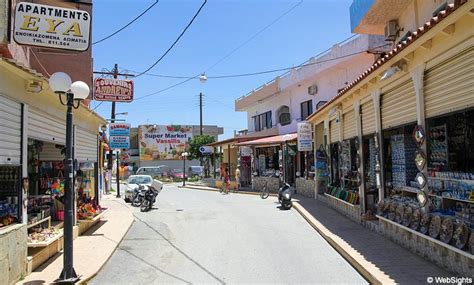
[350,0,413,34]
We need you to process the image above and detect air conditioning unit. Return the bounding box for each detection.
[384,20,398,41]
[308,84,318,95]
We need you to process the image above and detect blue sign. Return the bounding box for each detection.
[110,136,130,149]
[109,123,131,136]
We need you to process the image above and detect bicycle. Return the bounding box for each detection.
[260,182,269,199]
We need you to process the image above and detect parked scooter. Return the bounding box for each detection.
[131,185,146,207]
[278,183,293,210]
[140,186,159,212]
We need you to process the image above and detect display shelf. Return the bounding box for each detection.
[324,193,360,208]
[27,231,63,248]
[77,208,108,224]
[376,215,472,258]
[428,177,474,184]
[399,186,419,194]
[27,216,51,229]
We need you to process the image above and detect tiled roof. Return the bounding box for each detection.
[307,0,467,121]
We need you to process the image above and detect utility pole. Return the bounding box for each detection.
[199,92,203,167]
[199,92,203,136]
[93,64,134,199]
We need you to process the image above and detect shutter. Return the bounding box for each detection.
[424,48,474,118]
[28,107,66,144]
[0,96,21,164]
[39,143,64,161]
[75,127,97,162]
[381,80,416,129]
[361,96,375,135]
[343,109,356,139]
[330,119,339,143]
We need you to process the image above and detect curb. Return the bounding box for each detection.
[293,202,390,285]
[79,198,135,285]
[180,184,278,197]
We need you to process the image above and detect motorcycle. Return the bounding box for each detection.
[131,185,146,207]
[278,183,293,210]
[140,186,159,212]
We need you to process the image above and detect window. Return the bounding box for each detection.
[252,111,272,132]
[301,100,313,120]
[278,106,291,126]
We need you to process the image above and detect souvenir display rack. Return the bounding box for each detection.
[0,166,21,228]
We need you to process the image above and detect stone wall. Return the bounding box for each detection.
[317,193,362,224]
[0,224,27,285]
[252,177,280,193]
[295,178,315,198]
[378,218,474,277]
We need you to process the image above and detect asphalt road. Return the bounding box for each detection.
[91,184,367,284]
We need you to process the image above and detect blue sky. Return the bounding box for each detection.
[91,0,353,139]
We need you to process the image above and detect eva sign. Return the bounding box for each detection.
[199,146,214,155]
[94,78,134,102]
[14,2,91,51]
[109,123,131,136]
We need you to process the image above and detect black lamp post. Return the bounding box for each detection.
[182,152,188,187]
[49,72,90,283]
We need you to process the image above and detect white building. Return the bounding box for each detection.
[235,35,387,137]
[233,35,388,194]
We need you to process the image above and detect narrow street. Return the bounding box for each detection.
[91,184,367,284]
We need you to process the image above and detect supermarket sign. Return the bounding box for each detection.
[94,78,134,102]
[13,2,91,51]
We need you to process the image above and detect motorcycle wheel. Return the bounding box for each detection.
[132,196,143,207]
[282,200,292,210]
[140,200,150,212]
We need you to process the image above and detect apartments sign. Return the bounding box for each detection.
[13,2,91,51]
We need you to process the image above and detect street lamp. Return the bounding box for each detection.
[49,72,89,283]
[182,152,189,187]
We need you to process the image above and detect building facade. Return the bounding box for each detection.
[309,0,473,275]
[234,35,387,194]
[0,1,106,284]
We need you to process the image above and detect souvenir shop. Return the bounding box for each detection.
[308,2,473,275]
[236,134,298,193]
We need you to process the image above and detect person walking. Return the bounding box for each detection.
[235,167,241,191]
[223,168,230,194]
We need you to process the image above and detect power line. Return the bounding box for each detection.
[132,42,390,101]
[134,0,208,78]
[93,0,160,45]
[205,0,303,73]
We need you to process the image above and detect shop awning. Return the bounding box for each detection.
[206,136,270,148]
[235,133,297,147]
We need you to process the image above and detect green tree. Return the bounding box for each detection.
[187,135,215,161]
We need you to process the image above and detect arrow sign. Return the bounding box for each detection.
[199,146,214,155]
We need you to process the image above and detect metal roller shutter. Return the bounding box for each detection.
[0,96,21,164]
[28,107,66,144]
[343,109,356,139]
[75,127,97,162]
[381,80,416,129]
[330,119,339,143]
[39,143,64,161]
[424,48,474,118]
[361,96,375,135]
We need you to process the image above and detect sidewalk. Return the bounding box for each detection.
[19,195,134,285]
[293,194,451,284]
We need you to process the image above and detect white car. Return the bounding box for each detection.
[125,175,163,202]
